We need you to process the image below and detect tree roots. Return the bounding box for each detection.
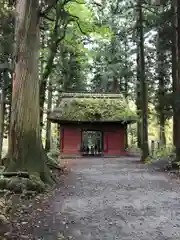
[0,156,66,193]
[0,197,11,236]
[0,173,47,194]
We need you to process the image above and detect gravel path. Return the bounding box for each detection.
[12,157,180,240]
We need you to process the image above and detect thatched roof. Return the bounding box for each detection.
[48,93,137,123]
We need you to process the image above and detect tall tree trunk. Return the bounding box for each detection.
[174,0,180,162]
[110,38,119,93]
[7,0,52,183]
[55,93,61,149]
[39,28,45,133]
[137,0,149,160]
[39,6,65,127]
[159,116,166,146]
[5,72,12,157]
[124,36,128,98]
[45,80,52,152]
[172,1,178,147]
[0,72,6,161]
[0,92,4,162]
[112,76,119,93]
[136,46,141,148]
[157,30,166,146]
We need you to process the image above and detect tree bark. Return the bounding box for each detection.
[39,5,65,127]
[174,0,180,163]
[0,75,5,162]
[137,0,149,160]
[55,93,61,149]
[124,37,128,98]
[156,30,166,146]
[7,0,52,183]
[39,28,45,133]
[172,1,178,147]
[136,45,141,149]
[45,80,53,152]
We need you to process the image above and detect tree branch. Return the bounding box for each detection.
[69,0,84,3]
[42,15,55,21]
[56,21,70,44]
[63,0,73,4]
[40,0,59,17]
[68,13,88,35]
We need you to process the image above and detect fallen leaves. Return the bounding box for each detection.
[57,232,65,239]
[0,198,11,237]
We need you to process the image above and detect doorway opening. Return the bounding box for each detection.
[81,130,103,156]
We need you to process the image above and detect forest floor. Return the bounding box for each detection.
[8,157,180,240]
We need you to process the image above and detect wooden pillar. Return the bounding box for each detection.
[124,125,128,150]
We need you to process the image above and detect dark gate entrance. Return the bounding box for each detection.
[81,130,103,156]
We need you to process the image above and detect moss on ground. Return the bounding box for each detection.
[0,175,46,194]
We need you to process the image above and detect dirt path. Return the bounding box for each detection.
[11,157,180,239]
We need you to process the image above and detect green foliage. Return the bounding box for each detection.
[0,166,5,173]
[47,149,59,162]
[66,0,93,22]
[145,156,153,164]
[51,95,136,121]
[65,0,111,38]
[154,146,174,159]
[126,146,142,155]
[0,175,46,193]
[145,145,175,164]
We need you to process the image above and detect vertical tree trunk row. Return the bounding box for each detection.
[45,79,53,152]
[156,29,166,146]
[137,0,149,160]
[171,1,178,147]
[174,0,180,162]
[0,71,6,161]
[136,45,142,149]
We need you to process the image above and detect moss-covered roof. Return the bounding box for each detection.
[48,93,137,123]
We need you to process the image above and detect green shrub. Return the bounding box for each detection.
[126,146,142,154]
[146,145,175,164]
[47,149,59,161]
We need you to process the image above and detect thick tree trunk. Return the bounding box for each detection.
[137,0,149,160]
[45,80,53,152]
[7,0,52,183]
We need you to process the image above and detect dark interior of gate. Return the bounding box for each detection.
[81,130,103,156]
